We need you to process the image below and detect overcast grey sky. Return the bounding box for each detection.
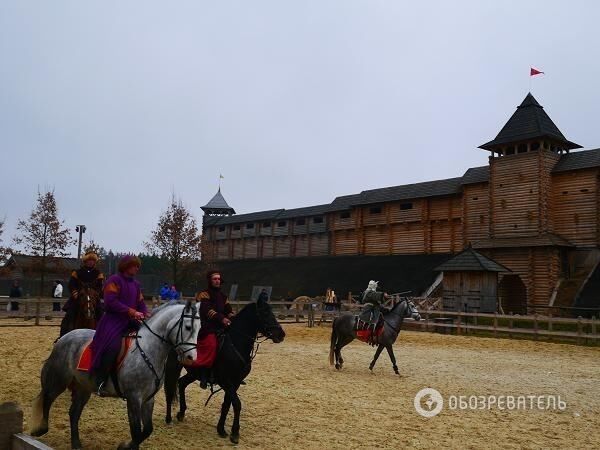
[1,1,599,254]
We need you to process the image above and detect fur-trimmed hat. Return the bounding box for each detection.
[118,255,141,273]
[82,252,99,263]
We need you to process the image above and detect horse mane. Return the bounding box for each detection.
[389,298,407,312]
[232,301,257,322]
[145,302,184,324]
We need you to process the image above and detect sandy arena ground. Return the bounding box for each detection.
[0,323,599,449]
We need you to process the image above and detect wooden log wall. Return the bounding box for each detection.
[490,152,544,237]
[485,247,560,310]
[463,183,490,245]
[552,168,599,247]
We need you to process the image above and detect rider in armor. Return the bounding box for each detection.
[359,280,389,345]
[59,252,105,337]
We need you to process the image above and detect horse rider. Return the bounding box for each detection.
[359,280,389,345]
[59,252,105,337]
[194,270,235,389]
[90,255,150,396]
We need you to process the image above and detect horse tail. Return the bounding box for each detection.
[30,358,51,436]
[329,318,337,366]
[30,392,45,436]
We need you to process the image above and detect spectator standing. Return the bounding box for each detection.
[9,280,23,311]
[52,280,63,311]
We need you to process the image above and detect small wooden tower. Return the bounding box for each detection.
[435,247,509,313]
[201,188,235,216]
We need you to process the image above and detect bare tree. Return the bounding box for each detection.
[0,218,11,264]
[83,239,107,259]
[13,189,73,295]
[144,196,202,287]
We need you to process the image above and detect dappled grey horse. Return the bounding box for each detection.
[329,298,421,374]
[30,302,201,450]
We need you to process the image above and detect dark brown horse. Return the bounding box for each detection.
[74,283,101,330]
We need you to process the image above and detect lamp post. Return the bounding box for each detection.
[76,225,87,259]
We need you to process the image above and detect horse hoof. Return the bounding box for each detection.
[165,416,172,424]
[218,429,228,438]
[335,363,340,370]
[30,426,48,437]
[176,411,185,422]
[230,434,239,444]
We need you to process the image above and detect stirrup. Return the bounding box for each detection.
[96,381,109,397]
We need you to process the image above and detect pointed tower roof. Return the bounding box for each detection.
[479,93,581,150]
[434,247,509,272]
[201,188,236,216]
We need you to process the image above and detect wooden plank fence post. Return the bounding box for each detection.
[425,311,429,332]
[592,316,597,342]
[34,298,41,326]
[577,317,583,345]
[548,314,553,342]
[533,314,538,341]
[456,312,462,335]
[0,402,22,450]
[508,313,513,339]
[493,313,498,338]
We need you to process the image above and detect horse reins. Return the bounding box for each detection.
[133,305,200,400]
[381,298,417,334]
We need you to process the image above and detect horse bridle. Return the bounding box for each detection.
[134,305,200,400]
[225,303,278,359]
[381,298,419,334]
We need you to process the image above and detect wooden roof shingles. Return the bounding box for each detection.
[473,233,573,249]
[479,93,581,150]
[553,148,600,173]
[434,247,509,272]
[277,204,331,219]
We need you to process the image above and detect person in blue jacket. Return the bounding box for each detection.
[159,283,170,300]
[168,285,180,301]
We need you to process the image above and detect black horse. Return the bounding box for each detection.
[164,297,285,444]
[329,298,421,374]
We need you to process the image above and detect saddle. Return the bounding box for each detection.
[355,314,384,346]
[76,332,136,372]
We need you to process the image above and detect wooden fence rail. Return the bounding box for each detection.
[1,297,597,344]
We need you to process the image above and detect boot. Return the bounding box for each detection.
[94,350,117,397]
[199,368,209,390]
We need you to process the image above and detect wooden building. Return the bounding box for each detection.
[201,93,600,311]
[434,247,508,313]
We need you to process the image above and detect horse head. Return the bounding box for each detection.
[255,297,286,343]
[390,297,421,321]
[162,301,202,364]
[76,283,100,324]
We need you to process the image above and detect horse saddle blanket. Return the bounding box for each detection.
[356,325,384,343]
[355,315,384,343]
[76,332,136,372]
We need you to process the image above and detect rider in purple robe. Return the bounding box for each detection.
[90,255,149,395]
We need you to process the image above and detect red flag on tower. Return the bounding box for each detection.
[530,67,544,76]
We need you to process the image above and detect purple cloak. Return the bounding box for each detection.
[90,273,147,372]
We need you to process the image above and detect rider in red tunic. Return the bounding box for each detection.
[193,270,234,389]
